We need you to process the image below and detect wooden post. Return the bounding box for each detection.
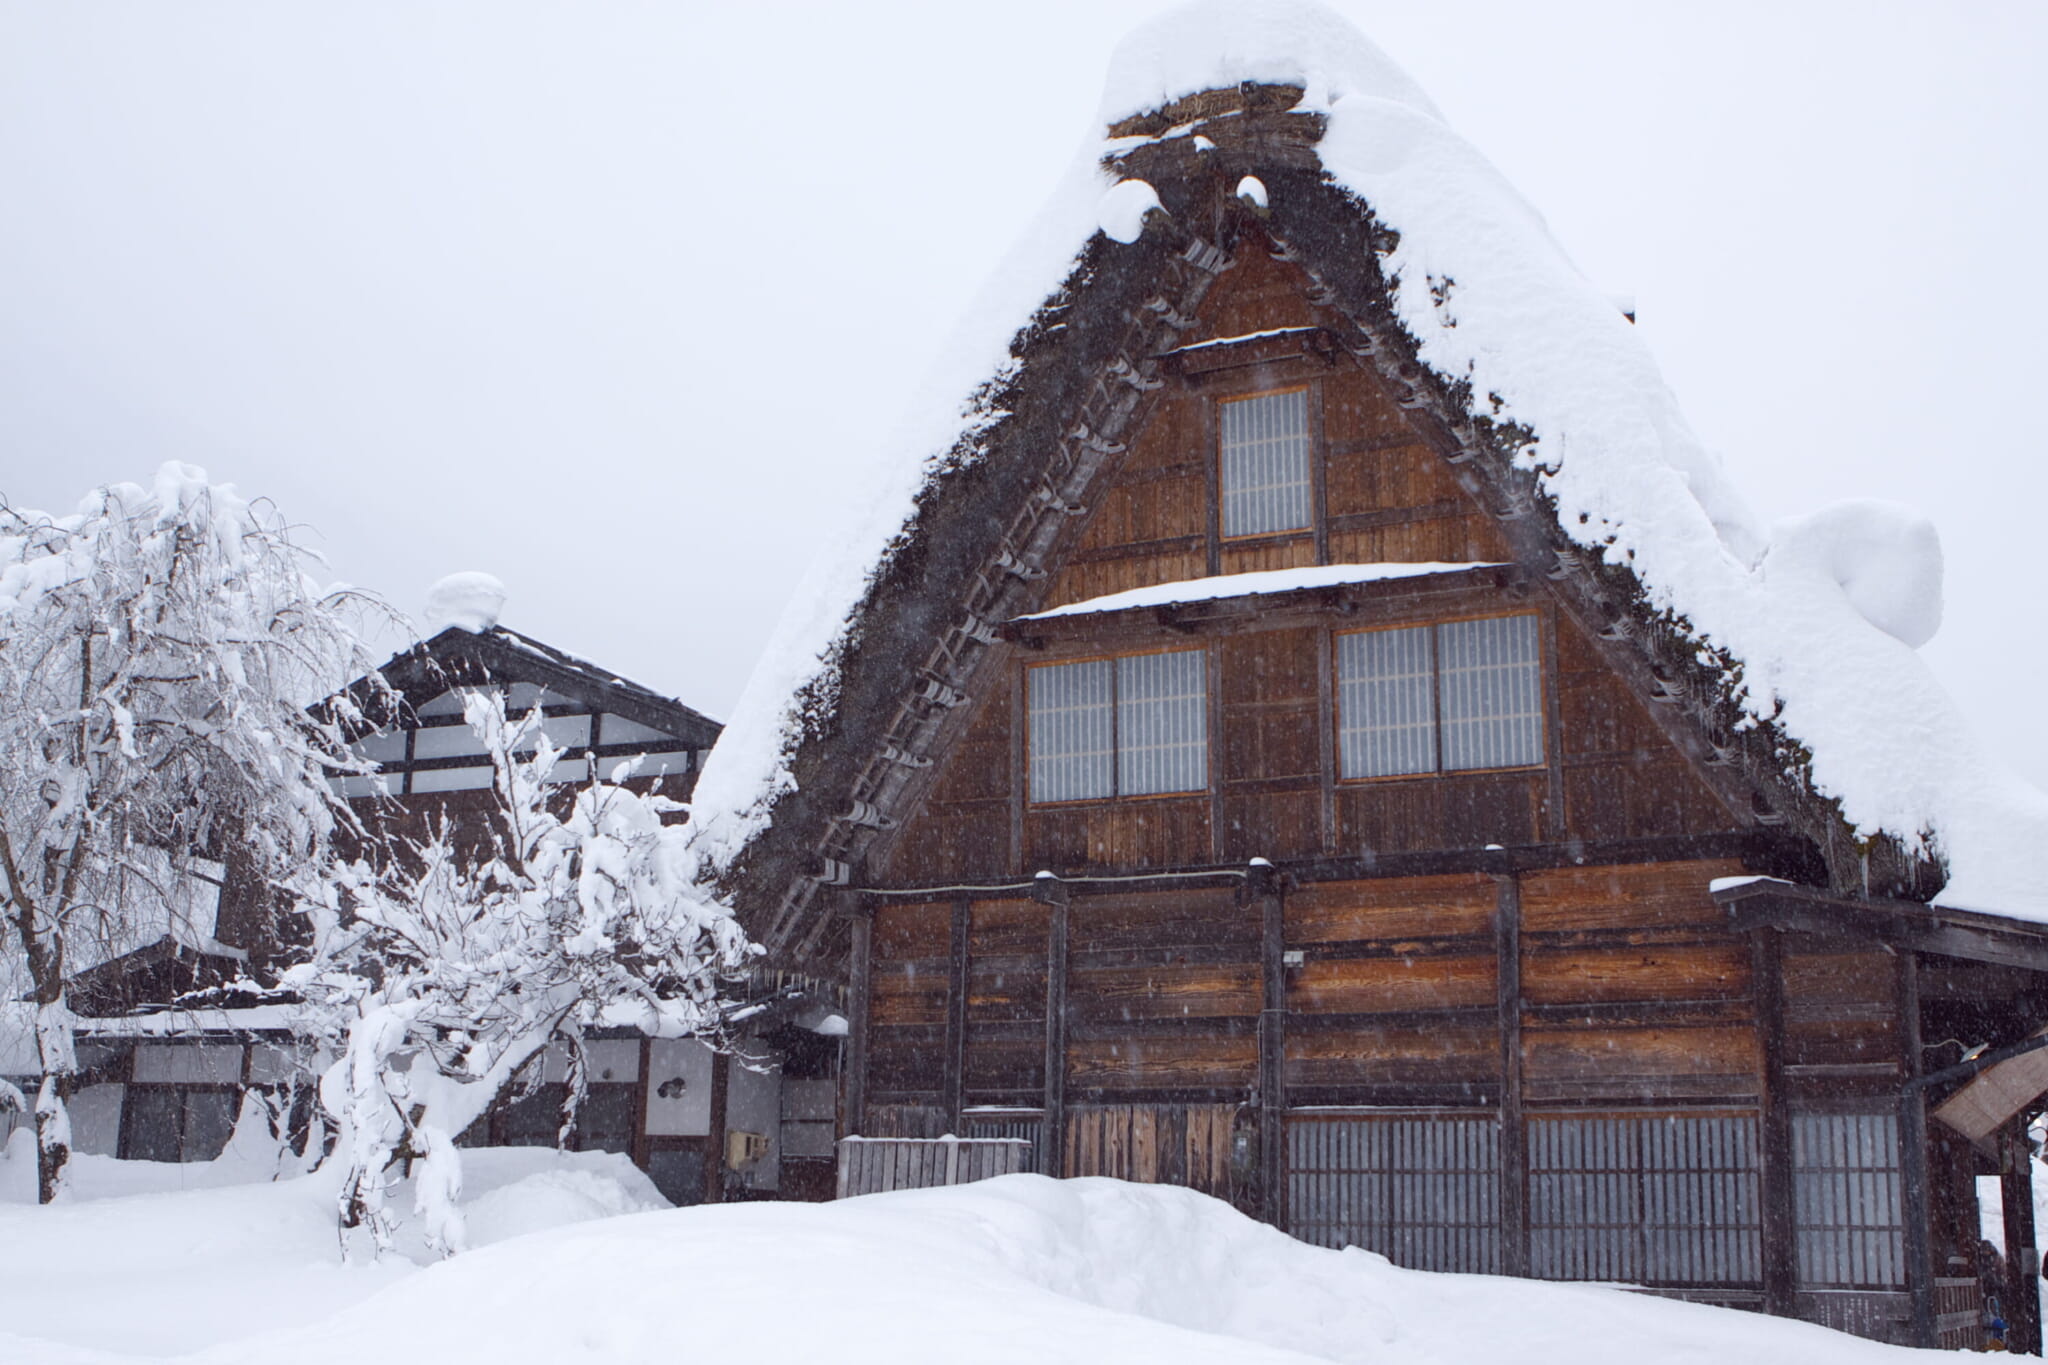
[845,909,873,1140]
[1900,951,1939,1348]
[631,1036,653,1175]
[2002,1117,2041,1355]
[944,899,971,1130]
[1495,872,1529,1279]
[704,1048,731,1206]
[1751,928,1796,1317]
[1251,863,1287,1228]
[1038,875,1069,1178]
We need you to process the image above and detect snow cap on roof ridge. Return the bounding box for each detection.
[1098,0,1446,128]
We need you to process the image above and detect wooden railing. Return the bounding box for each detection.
[835,1136,1032,1198]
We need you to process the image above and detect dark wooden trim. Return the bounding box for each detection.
[2009,1118,2043,1353]
[1207,643,1225,863]
[1325,498,1469,532]
[845,912,872,1138]
[1496,873,1529,1278]
[1009,663,1026,876]
[1040,876,1070,1178]
[1308,377,1330,567]
[944,900,971,1127]
[1271,1007,1499,1035]
[1162,325,1341,376]
[704,1048,730,1205]
[2004,1116,2043,1355]
[1519,998,1757,1028]
[1315,626,1337,855]
[1539,605,1567,842]
[1254,866,1287,1225]
[1202,391,1222,578]
[1066,532,1209,566]
[1900,951,1937,1347]
[861,829,1812,898]
[1069,943,1263,971]
[1718,881,2048,973]
[631,1035,652,1173]
[1751,928,1795,1317]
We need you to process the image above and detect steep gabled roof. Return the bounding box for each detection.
[689,0,2048,961]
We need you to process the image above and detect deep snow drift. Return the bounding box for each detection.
[0,1137,667,1361]
[686,0,2048,921]
[0,1168,1956,1365]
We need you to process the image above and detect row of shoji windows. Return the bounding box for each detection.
[1026,613,1542,804]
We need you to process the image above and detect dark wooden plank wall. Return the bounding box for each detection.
[876,607,1741,884]
[1066,888,1260,1097]
[865,862,1820,1144]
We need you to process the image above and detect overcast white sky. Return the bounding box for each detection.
[1,1,2042,790]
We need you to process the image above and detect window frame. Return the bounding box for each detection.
[1333,610,1548,784]
[1024,645,1211,806]
[1214,384,1318,544]
[116,1082,243,1163]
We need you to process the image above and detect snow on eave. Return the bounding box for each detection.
[1020,563,1504,621]
[1165,326,1315,355]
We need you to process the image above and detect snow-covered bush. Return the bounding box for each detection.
[0,465,388,1203]
[291,691,754,1258]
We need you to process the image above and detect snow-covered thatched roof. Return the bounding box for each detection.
[688,0,2048,935]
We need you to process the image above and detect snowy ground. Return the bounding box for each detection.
[0,1145,1961,1365]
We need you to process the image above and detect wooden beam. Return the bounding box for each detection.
[1495,873,1529,1279]
[1315,627,1337,856]
[2002,1117,2042,1355]
[1039,876,1070,1178]
[1308,377,1330,567]
[632,1036,652,1175]
[1253,864,1287,1227]
[1720,882,2048,975]
[704,1048,730,1206]
[1750,928,1795,1318]
[1539,607,1567,843]
[845,911,872,1140]
[1901,952,1938,1348]
[861,829,1817,900]
[944,899,971,1128]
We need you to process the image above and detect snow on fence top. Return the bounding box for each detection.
[687,0,2048,921]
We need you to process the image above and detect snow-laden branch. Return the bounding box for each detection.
[291,690,757,1259]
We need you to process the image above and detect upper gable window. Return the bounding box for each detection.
[1219,388,1312,537]
[1338,614,1543,778]
[1028,649,1207,803]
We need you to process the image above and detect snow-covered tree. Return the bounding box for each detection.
[0,464,389,1203]
[292,691,754,1258]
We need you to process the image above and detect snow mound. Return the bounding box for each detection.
[1764,500,1943,648]
[0,1144,668,1359]
[1098,179,1164,244]
[140,1175,1935,1365]
[461,1152,670,1247]
[424,571,508,632]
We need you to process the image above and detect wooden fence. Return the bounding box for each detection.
[836,1136,1032,1198]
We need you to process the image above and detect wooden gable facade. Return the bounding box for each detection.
[719,86,2048,1350]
